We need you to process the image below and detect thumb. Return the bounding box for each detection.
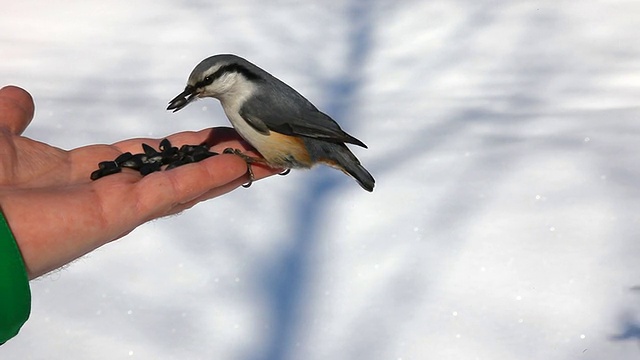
[0,85,35,135]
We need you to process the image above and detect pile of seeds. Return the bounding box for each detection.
[90,138,218,180]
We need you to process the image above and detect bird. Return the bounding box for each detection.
[166,54,375,192]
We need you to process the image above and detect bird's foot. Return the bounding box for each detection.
[222,148,268,188]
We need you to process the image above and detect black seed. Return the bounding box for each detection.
[192,152,214,162]
[146,155,164,164]
[90,166,122,180]
[159,138,172,151]
[161,147,179,161]
[184,155,196,163]
[114,152,133,164]
[192,145,211,155]
[133,154,149,163]
[140,162,162,175]
[120,154,147,169]
[119,160,137,168]
[142,143,158,156]
[103,166,123,175]
[90,169,103,180]
[178,145,194,154]
[166,159,188,170]
[98,160,118,170]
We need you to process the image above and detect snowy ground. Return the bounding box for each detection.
[2,1,640,359]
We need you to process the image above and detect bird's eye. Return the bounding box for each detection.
[204,75,214,84]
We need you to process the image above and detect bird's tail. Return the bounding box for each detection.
[323,144,375,192]
[343,161,375,192]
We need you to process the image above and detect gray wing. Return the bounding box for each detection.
[239,87,367,148]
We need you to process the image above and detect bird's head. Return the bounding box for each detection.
[167,54,262,112]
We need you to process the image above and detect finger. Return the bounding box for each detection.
[164,176,253,215]
[130,154,251,220]
[157,161,282,216]
[132,152,282,220]
[0,85,35,135]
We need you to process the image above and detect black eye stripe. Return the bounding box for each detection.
[195,64,260,88]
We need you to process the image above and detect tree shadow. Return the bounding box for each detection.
[610,287,640,352]
[611,318,640,343]
[252,1,375,359]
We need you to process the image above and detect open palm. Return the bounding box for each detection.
[0,86,278,279]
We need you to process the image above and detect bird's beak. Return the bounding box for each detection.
[167,85,199,112]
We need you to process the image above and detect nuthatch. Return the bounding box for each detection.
[166,54,375,192]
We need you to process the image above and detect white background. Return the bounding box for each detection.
[1,1,640,359]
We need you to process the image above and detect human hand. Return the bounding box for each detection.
[0,85,280,279]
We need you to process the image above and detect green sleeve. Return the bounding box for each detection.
[0,209,31,345]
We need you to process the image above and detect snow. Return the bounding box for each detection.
[1,0,640,359]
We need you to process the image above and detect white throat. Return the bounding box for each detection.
[209,77,268,148]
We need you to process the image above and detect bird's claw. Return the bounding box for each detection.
[242,165,255,188]
[223,148,258,188]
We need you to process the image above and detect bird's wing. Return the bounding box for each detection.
[239,92,367,148]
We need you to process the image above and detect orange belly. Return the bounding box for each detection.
[251,131,313,168]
